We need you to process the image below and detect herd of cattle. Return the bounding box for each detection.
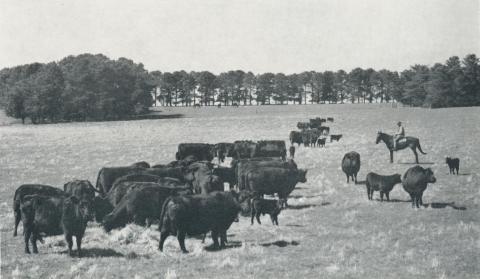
[289,117,342,148]
[12,141,307,256]
[11,119,461,257]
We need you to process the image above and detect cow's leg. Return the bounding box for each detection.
[346,174,349,183]
[250,209,255,225]
[366,186,370,200]
[354,173,358,184]
[220,231,227,248]
[24,226,31,254]
[409,193,415,208]
[76,235,83,257]
[159,231,169,251]
[201,233,206,243]
[177,231,188,253]
[255,212,262,224]
[31,231,39,254]
[211,230,220,250]
[14,208,20,237]
[66,233,73,256]
[380,191,384,202]
[419,192,424,206]
[386,192,390,201]
[390,150,393,163]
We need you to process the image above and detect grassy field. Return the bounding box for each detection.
[1,104,479,278]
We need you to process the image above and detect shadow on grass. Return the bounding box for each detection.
[427,202,467,210]
[287,201,330,210]
[355,180,366,185]
[260,240,299,248]
[133,113,184,120]
[59,247,123,258]
[204,240,243,251]
[290,194,324,199]
[397,162,435,165]
[285,224,305,227]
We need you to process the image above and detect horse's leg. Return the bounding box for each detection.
[412,148,419,164]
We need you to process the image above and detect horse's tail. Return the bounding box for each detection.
[417,140,427,155]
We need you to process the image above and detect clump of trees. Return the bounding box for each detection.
[0,53,478,124]
[0,54,154,123]
[152,54,479,108]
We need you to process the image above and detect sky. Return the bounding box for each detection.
[0,0,479,73]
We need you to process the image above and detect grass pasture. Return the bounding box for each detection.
[1,104,479,278]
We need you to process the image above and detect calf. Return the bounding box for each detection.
[446,157,460,175]
[342,152,361,184]
[402,166,436,208]
[365,172,402,201]
[251,198,281,225]
[316,138,326,147]
[330,134,342,142]
[21,195,90,256]
[13,184,66,236]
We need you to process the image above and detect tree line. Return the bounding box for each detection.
[0,53,478,123]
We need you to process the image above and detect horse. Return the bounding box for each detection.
[375,131,427,163]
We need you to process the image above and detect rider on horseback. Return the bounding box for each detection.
[393,121,405,151]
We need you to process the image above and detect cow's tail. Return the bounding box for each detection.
[417,141,427,155]
[95,169,105,196]
[158,196,173,232]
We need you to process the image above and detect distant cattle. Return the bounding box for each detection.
[13,184,66,237]
[318,126,330,135]
[159,191,243,253]
[245,167,307,207]
[330,134,342,142]
[341,152,361,184]
[402,166,436,208]
[289,131,303,146]
[193,104,201,108]
[289,146,295,158]
[327,117,334,122]
[250,198,281,225]
[316,137,326,147]
[21,195,90,256]
[102,182,191,232]
[297,122,310,130]
[253,140,287,160]
[309,119,322,129]
[176,143,215,162]
[446,157,460,175]
[365,173,402,201]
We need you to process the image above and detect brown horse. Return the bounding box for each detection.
[375,132,427,163]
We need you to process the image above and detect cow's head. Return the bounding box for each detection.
[297,169,308,183]
[375,131,382,144]
[93,196,113,223]
[425,168,436,183]
[393,174,402,184]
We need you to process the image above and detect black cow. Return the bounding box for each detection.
[297,122,310,130]
[318,126,330,135]
[365,173,402,201]
[250,198,281,225]
[402,166,436,208]
[234,159,297,191]
[289,131,303,146]
[327,117,334,122]
[316,137,326,147]
[21,195,90,256]
[342,152,361,183]
[184,162,223,194]
[13,184,66,237]
[176,143,215,162]
[330,134,342,142]
[212,167,236,190]
[232,140,258,159]
[159,191,242,253]
[165,155,199,168]
[102,183,191,232]
[446,157,460,175]
[130,161,150,168]
[63,180,96,220]
[95,166,144,196]
[214,143,235,163]
[253,140,287,160]
[245,167,307,207]
[289,146,295,158]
